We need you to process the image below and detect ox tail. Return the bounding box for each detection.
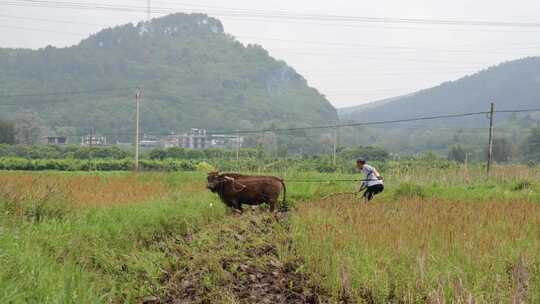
[279,178,287,207]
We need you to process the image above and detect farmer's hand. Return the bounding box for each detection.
[377,176,383,181]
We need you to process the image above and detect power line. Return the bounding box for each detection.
[226,111,490,134]
[4,13,539,51]
[0,24,85,35]
[45,108,540,139]
[3,0,540,30]
[0,87,136,99]
[224,17,540,35]
[224,16,540,33]
[0,14,108,27]
[1,17,537,60]
[207,108,540,135]
[149,1,540,30]
[238,35,540,53]
[0,21,528,67]
[496,109,540,114]
[269,50,492,65]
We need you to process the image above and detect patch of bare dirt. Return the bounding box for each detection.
[156,209,330,304]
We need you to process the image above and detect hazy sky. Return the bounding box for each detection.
[1,0,540,108]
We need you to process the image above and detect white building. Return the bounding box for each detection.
[81,135,107,146]
[140,135,161,148]
[209,134,244,149]
[163,129,208,149]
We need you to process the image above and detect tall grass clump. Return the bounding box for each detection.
[512,180,532,191]
[291,198,540,303]
[393,182,426,199]
[0,176,73,222]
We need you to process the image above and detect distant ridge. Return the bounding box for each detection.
[338,94,415,120]
[338,57,540,126]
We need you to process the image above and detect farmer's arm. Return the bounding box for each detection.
[359,182,366,191]
[372,168,383,180]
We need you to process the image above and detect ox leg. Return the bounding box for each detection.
[268,199,276,212]
[223,199,235,209]
[232,200,243,213]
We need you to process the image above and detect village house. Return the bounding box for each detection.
[161,129,244,150]
[81,135,107,147]
[163,128,208,149]
[46,136,67,145]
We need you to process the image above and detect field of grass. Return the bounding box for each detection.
[293,199,540,303]
[291,165,540,303]
[0,164,539,303]
[0,172,225,303]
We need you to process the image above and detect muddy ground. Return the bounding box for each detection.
[154,208,331,304]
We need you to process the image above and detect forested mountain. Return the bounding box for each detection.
[0,13,337,139]
[335,57,540,159]
[339,57,540,126]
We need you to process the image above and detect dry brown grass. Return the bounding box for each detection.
[385,164,540,186]
[293,197,540,303]
[0,173,175,208]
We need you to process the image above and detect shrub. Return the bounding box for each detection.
[0,158,198,172]
[394,183,426,200]
[196,161,216,172]
[511,180,532,191]
[315,162,337,173]
[148,149,167,160]
[0,180,72,222]
[339,146,389,162]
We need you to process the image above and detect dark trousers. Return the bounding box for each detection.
[363,184,384,201]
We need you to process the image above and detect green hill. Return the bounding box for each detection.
[0,13,337,139]
[339,57,540,126]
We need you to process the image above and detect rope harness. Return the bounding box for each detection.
[216,175,379,201]
[284,178,381,183]
[224,176,247,192]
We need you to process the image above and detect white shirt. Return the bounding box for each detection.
[362,164,383,187]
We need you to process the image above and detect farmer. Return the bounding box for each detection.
[356,158,384,201]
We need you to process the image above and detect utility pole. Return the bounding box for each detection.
[134,88,141,172]
[333,127,338,167]
[88,123,93,172]
[236,130,240,163]
[487,102,495,176]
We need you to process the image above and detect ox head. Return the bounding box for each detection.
[206,172,234,192]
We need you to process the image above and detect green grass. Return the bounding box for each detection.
[0,180,225,303]
[0,165,539,303]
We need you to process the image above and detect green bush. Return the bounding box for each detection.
[394,183,426,200]
[339,145,389,162]
[0,158,198,172]
[511,180,532,191]
[315,163,337,173]
[0,144,131,160]
[195,161,216,172]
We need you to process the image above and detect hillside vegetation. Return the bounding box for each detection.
[336,58,540,157]
[340,57,540,126]
[0,13,337,139]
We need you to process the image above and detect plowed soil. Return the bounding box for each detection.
[157,209,330,304]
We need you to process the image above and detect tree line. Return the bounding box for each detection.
[2,116,540,163]
[447,127,540,164]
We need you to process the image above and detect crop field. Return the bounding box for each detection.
[0,165,539,303]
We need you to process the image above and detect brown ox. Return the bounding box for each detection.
[206,172,286,212]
